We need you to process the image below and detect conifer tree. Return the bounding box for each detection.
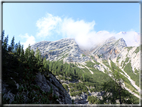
[35,48,41,60]
[25,45,30,59]
[57,65,61,73]
[31,49,35,57]
[21,45,24,56]
[3,35,8,51]
[17,41,21,56]
[1,30,5,46]
[14,43,18,53]
[43,57,48,70]
[49,62,52,71]
[82,74,85,81]
[11,36,15,51]
[8,45,12,52]
[20,45,25,62]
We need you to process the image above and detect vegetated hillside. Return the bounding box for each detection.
[2,32,72,104]
[30,37,140,104]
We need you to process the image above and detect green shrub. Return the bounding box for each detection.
[63,84,68,92]
[88,96,100,104]
[70,91,82,96]
[82,54,86,57]
[134,47,139,54]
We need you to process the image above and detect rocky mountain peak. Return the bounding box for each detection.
[31,37,128,61]
[114,38,127,49]
[90,37,127,60]
[104,36,116,44]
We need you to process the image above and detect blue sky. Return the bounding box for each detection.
[3,3,140,50]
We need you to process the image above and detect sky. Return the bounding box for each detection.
[3,3,140,50]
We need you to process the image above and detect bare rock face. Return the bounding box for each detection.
[2,72,72,104]
[34,72,72,104]
[91,37,127,60]
[31,37,127,62]
[31,38,91,63]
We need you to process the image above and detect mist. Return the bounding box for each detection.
[34,13,140,50]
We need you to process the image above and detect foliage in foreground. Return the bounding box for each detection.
[2,31,59,104]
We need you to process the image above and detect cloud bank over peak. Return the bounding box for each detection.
[35,13,140,50]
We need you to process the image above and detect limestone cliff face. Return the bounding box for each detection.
[31,38,91,63]
[91,37,127,60]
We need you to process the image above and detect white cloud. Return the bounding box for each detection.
[19,33,36,50]
[36,13,62,38]
[115,30,140,46]
[36,13,140,50]
[60,18,98,49]
[60,18,95,37]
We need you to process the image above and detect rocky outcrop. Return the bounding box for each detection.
[35,72,72,104]
[31,38,91,63]
[91,37,127,60]
[2,72,72,104]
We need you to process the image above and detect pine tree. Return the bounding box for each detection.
[17,41,21,56]
[25,45,30,59]
[57,65,61,73]
[35,47,42,62]
[8,45,12,52]
[21,45,24,56]
[82,74,85,81]
[14,43,18,53]
[49,62,52,71]
[20,45,25,62]
[11,36,15,51]
[3,35,8,51]
[31,49,35,57]
[43,57,47,69]
[1,30,5,46]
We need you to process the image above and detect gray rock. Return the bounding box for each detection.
[91,37,127,60]
[3,72,72,104]
[35,72,72,104]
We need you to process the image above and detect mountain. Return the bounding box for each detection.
[91,37,127,60]
[31,38,91,63]
[2,31,140,104]
[30,37,140,104]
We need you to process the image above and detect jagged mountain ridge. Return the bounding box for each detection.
[30,37,139,70]
[31,38,91,63]
[31,37,140,100]
[31,37,126,60]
